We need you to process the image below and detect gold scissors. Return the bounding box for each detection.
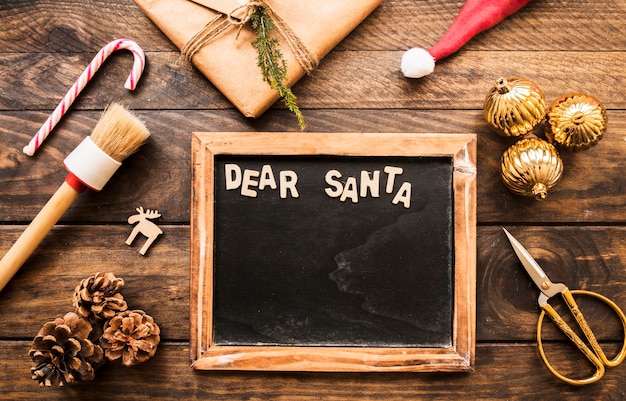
[503,228,626,385]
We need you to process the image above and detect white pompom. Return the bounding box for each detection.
[400,48,436,78]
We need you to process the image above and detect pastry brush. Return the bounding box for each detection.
[0,103,150,292]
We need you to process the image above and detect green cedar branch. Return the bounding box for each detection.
[250,6,305,130]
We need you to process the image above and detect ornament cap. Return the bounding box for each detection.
[545,93,607,150]
[532,183,548,201]
[496,77,511,94]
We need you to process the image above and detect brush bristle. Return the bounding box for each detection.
[90,103,150,162]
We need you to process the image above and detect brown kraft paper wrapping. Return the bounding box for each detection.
[134,0,382,118]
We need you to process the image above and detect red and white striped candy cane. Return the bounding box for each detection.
[23,39,146,156]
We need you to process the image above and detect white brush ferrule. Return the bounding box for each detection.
[63,137,121,191]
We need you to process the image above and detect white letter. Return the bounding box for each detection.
[384,166,404,194]
[340,177,359,203]
[241,169,260,197]
[280,170,299,198]
[259,164,277,190]
[225,164,242,190]
[392,182,412,209]
[360,170,380,198]
[324,170,343,198]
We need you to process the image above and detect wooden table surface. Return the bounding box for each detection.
[1,0,626,399]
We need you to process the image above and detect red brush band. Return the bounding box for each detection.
[65,173,89,193]
[62,137,121,191]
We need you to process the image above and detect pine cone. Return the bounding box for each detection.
[100,310,161,367]
[29,312,105,387]
[72,272,127,320]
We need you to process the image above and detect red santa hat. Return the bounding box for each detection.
[401,0,533,78]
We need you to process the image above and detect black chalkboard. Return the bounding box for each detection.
[212,155,454,347]
[191,132,476,372]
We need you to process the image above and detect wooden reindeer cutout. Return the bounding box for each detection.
[126,207,163,255]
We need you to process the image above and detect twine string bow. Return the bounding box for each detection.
[181,0,318,74]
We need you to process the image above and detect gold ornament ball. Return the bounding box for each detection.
[500,136,563,201]
[545,93,607,150]
[484,77,547,137]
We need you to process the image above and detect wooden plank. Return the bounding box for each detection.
[1,110,626,224]
[0,225,190,341]
[390,0,626,52]
[2,226,625,344]
[1,341,625,400]
[0,1,166,53]
[0,109,190,222]
[1,1,625,53]
[477,226,626,342]
[1,50,625,111]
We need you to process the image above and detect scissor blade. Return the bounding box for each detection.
[503,228,556,294]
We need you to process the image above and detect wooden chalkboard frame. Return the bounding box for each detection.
[191,132,476,372]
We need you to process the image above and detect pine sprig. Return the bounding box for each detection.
[250,7,305,130]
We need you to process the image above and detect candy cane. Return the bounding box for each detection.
[23,39,146,156]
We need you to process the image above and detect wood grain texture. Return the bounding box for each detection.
[0,225,190,340]
[1,342,626,400]
[1,50,625,111]
[2,225,624,396]
[1,0,626,398]
[2,110,626,223]
[2,225,624,340]
[1,1,625,53]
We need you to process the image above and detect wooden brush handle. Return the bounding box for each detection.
[0,181,80,292]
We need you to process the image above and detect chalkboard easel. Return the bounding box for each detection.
[191,132,476,372]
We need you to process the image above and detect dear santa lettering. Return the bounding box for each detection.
[224,163,412,208]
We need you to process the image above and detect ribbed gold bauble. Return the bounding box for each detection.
[484,77,546,137]
[500,135,563,200]
[545,93,607,150]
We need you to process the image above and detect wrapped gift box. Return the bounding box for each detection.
[134,0,382,117]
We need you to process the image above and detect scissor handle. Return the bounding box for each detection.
[563,290,626,366]
[537,289,626,386]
